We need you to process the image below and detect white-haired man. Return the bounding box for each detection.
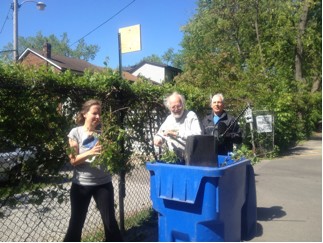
[154,92,202,162]
[202,93,242,155]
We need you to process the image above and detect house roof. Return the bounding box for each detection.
[18,47,137,82]
[19,48,104,74]
[125,61,182,74]
[122,71,138,82]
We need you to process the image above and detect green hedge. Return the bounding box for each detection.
[0,62,321,183]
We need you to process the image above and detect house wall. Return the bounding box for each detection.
[132,64,165,84]
[20,53,61,73]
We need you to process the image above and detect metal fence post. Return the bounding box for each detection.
[118,170,126,233]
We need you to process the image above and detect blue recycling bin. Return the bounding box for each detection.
[146,155,257,242]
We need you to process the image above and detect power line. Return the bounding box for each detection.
[70,0,136,47]
[0,5,12,35]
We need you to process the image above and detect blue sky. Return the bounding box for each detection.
[0,0,198,68]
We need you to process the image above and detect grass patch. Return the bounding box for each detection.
[124,208,158,242]
[79,208,158,242]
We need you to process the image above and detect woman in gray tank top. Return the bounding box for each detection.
[64,99,123,242]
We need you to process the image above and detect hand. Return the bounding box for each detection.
[215,132,225,143]
[154,136,163,147]
[163,130,178,138]
[91,141,102,155]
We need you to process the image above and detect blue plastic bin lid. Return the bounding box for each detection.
[146,163,225,204]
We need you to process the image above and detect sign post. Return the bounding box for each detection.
[118,24,141,78]
[117,24,141,232]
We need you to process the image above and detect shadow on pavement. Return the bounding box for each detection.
[254,206,287,237]
[280,132,322,156]
[257,206,286,221]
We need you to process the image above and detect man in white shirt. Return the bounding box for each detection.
[154,92,202,162]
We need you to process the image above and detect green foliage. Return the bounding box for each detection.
[175,0,321,152]
[0,30,321,203]
[82,228,105,242]
[140,54,163,65]
[159,145,178,164]
[231,144,259,165]
[0,64,71,179]
[123,209,157,241]
[0,32,99,62]
[91,112,132,174]
[129,48,184,70]
[180,0,308,88]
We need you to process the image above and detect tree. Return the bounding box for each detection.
[162,48,184,69]
[161,48,175,65]
[0,32,99,62]
[174,0,321,148]
[135,49,184,69]
[140,54,163,64]
[297,0,322,92]
[176,0,321,93]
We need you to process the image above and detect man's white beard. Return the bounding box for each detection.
[172,109,184,119]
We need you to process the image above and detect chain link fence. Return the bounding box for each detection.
[0,157,152,242]
[0,72,168,242]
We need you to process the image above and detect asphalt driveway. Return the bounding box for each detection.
[250,133,322,242]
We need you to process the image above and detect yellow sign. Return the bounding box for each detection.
[119,24,141,53]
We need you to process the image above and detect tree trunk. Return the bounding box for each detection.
[295,0,309,84]
[254,0,264,68]
[311,76,322,93]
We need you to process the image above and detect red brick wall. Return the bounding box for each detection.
[20,53,61,73]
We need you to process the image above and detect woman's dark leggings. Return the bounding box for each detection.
[64,182,123,242]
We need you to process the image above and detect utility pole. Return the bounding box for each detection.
[12,0,46,62]
[13,0,18,61]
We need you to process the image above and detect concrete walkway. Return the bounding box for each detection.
[250,133,322,242]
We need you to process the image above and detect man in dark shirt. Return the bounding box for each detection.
[202,93,242,155]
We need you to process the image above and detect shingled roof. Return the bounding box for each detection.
[18,43,137,81]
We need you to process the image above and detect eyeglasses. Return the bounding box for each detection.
[170,105,183,111]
